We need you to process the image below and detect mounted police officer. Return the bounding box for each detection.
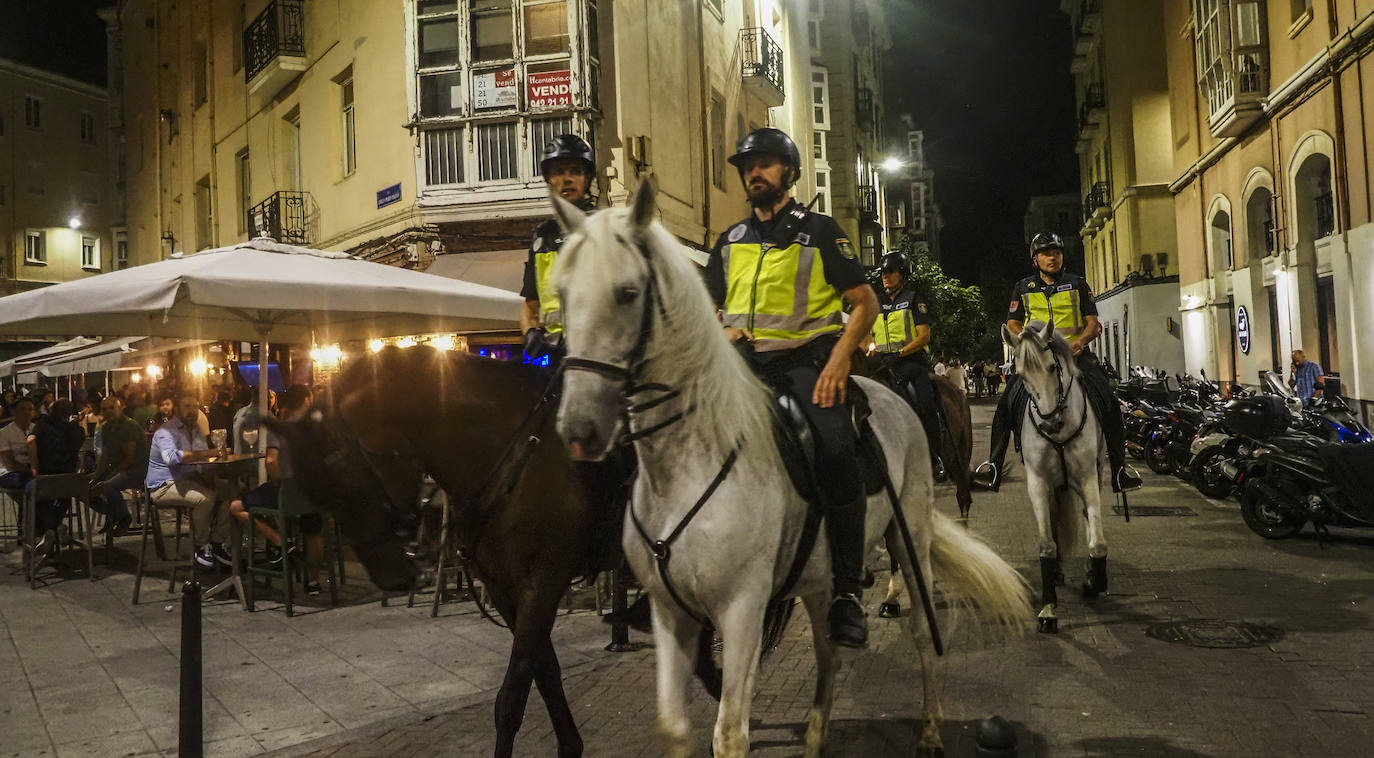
[972,233,1142,494]
[521,134,597,364]
[871,251,943,468]
[704,127,880,648]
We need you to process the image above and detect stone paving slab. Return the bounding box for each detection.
[271,399,1374,757]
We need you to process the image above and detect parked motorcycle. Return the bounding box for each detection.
[1238,438,1374,540]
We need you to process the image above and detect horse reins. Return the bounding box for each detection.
[561,236,740,628]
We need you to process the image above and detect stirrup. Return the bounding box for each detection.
[1113,465,1142,493]
[971,461,1000,491]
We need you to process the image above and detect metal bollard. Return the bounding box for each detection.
[975,714,1017,758]
[605,569,632,652]
[179,581,203,758]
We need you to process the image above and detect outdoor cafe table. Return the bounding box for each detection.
[200,453,263,608]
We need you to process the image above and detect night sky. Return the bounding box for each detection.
[0,0,110,86]
[884,0,1079,308]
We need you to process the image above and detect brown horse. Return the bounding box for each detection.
[265,347,716,758]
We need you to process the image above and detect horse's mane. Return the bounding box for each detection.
[560,207,772,454]
[1013,321,1079,379]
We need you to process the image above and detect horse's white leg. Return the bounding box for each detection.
[1026,471,1061,633]
[1081,468,1109,597]
[652,599,701,758]
[801,591,839,758]
[712,595,766,758]
[880,547,905,617]
[888,527,944,756]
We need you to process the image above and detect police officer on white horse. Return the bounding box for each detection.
[521,134,597,363]
[972,232,1142,493]
[704,127,880,648]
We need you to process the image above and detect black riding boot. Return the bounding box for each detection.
[972,392,1014,492]
[1078,355,1141,493]
[825,497,869,648]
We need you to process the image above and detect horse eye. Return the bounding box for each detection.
[613,285,641,305]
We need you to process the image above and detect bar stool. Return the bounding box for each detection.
[23,473,95,589]
[132,487,196,604]
[245,478,340,616]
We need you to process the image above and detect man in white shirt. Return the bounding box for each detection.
[933,359,948,377]
[0,397,37,490]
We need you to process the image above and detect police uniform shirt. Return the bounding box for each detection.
[873,287,932,353]
[703,201,867,351]
[1007,271,1097,334]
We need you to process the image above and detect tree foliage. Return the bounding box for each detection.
[888,236,1000,360]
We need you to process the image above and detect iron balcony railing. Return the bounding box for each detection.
[245,0,306,83]
[739,27,784,97]
[1082,181,1110,225]
[248,191,312,245]
[1078,82,1105,133]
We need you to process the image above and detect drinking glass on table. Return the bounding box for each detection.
[210,428,227,450]
[241,427,259,451]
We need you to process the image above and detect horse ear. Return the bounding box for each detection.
[629,175,657,230]
[549,186,587,234]
[1002,323,1020,347]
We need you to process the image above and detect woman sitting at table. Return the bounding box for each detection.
[228,385,325,596]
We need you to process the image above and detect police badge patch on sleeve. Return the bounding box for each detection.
[532,236,544,252]
[727,224,747,243]
[918,302,928,313]
[836,237,857,259]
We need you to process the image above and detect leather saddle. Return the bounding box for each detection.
[770,380,887,508]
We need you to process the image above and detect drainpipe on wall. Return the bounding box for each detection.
[1328,0,1352,236]
[696,0,711,248]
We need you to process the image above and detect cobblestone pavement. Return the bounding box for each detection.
[272,398,1374,757]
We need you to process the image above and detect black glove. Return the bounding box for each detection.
[523,327,549,358]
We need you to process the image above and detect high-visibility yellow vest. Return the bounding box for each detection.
[533,249,563,335]
[1022,287,1086,338]
[873,308,913,353]
[720,238,845,352]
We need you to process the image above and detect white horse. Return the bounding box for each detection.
[552,177,1028,758]
[1003,320,1109,634]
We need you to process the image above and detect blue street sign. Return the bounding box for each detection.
[376,183,402,209]
[1236,305,1251,355]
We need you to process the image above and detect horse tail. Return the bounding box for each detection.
[759,597,797,660]
[928,510,1030,636]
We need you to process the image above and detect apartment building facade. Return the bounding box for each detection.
[105,0,843,291]
[1164,0,1374,415]
[885,125,943,262]
[1024,193,1083,274]
[0,60,114,295]
[1066,0,1185,377]
[808,0,890,265]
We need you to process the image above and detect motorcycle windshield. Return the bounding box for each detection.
[1260,371,1295,399]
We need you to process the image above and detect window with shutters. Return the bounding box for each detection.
[1194,0,1268,137]
[811,69,829,129]
[413,0,598,190]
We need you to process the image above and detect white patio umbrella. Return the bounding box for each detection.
[0,238,523,444]
[0,337,101,389]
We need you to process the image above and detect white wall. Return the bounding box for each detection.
[1097,280,1185,376]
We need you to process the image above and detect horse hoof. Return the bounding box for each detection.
[878,602,901,618]
[1037,617,1058,634]
[1054,571,1065,587]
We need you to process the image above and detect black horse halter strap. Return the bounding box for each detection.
[628,446,739,628]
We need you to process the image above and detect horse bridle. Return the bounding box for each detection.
[560,238,692,442]
[1025,339,1082,440]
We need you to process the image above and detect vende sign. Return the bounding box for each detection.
[529,70,572,109]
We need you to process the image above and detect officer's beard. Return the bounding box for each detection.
[746,179,786,209]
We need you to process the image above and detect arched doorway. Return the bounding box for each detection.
[1209,209,1233,275]
[1245,186,1274,262]
[1291,148,1338,373]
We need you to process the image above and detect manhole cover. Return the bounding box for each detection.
[1111,505,1195,517]
[1145,619,1283,648]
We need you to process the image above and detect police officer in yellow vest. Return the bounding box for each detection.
[871,252,942,462]
[521,134,597,362]
[704,128,880,648]
[972,233,1142,493]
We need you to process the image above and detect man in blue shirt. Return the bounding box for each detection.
[1288,349,1325,406]
[147,393,230,568]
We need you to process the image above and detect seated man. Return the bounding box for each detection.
[146,392,231,569]
[228,385,326,595]
[27,399,86,553]
[89,396,147,536]
[0,397,37,493]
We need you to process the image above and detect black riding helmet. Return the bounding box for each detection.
[539,134,596,181]
[727,127,801,187]
[879,251,909,276]
[1029,232,1065,260]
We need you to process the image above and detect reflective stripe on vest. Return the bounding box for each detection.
[720,241,845,351]
[1023,287,1084,337]
[872,308,914,354]
[534,250,563,335]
